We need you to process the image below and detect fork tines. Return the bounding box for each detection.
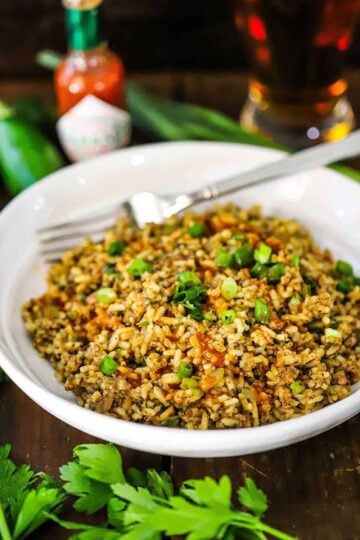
[38,202,123,262]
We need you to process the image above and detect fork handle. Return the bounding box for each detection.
[192,129,360,203]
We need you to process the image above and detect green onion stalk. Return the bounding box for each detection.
[36,49,360,184]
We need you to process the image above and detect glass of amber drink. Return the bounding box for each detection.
[232,0,359,148]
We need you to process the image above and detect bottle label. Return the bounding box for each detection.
[56,95,132,162]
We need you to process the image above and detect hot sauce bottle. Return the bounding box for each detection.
[55,0,131,162]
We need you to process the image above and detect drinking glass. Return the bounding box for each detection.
[232,0,360,148]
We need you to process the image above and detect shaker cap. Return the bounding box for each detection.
[62,0,102,10]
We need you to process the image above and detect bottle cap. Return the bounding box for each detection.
[62,0,102,9]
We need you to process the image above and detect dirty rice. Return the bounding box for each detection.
[22,205,360,429]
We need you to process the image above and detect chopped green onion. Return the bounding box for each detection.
[308,323,324,335]
[254,243,272,264]
[108,240,125,256]
[267,263,286,283]
[324,328,342,340]
[173,273,207,320]
[336,279,352,294]
[221,277,237,300]
[188,222,205,238]
[191,388,203,400]
[128,259,153,277]
[290,381,305,394]
[177,361,193,380]
[250,262,269,279]
[163,417,179,427]
[96,287,117,305]
[291,255,300,267]
[103,264,117,275]
[178,271,201,285]
[335,259,353,277]
[327,385,337,395]
[289,294,301,307]
[231,232,245,240]
[215,250,232,268]
[220,309,236,325]
[232,244,254,269]
[255,299,271,324]
[203,310,217,322]
[173,284,205,303]
[302,276,318,296]
[100,354,118,376]
[181,377,198,389]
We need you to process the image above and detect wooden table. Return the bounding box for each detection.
[0,72,359,540]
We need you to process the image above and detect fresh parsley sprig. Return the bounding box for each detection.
[52,444,295,540]
[0,443,296,540]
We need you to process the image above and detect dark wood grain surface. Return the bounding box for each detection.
[0,71,359,540]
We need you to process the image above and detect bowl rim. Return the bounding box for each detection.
[0,140,359,458]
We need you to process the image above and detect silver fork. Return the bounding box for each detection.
[38,131,360,261]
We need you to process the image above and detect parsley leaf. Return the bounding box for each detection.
[74,444,125,484]
[0,445,35,519]
[60,461,113,514]
[111,483,160,518]
[12,479,64,539]
[107,497,126,529]
[146,495,235,539]
[125,467,173,501]
[0,445,64,540]
[109,484,164,540]
[119,523,161,540]
[145,470,174,499]
[60,444,126,514]
[180,476,232,509]
[238,478,268,517]
[126,467,147,487]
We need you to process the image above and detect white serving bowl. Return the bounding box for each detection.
[0,141,359,457]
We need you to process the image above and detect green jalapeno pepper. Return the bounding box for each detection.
[0,101,64,195]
